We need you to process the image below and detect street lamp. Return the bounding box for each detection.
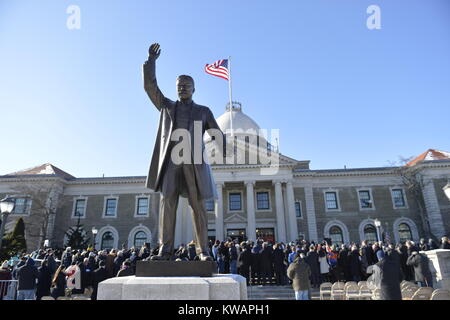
[374,218,382,243]
[91,226,98,249]
[0,197,15,250]
[443,179,450,201]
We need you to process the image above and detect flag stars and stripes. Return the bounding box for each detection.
[205,59,229,80]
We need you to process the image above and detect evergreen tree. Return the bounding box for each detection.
[65,218,90,250]
[0,218,27,260]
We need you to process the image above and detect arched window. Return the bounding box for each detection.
[134,231,147,248]
[101,231,114,250]
[329,226,344,245]
[363,224,377,243]
[398,223,412,243]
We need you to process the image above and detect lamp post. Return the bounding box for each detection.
[92,227,98,250]
[374,218,382,243]
[443,179,450,201]
[0,197,15,250]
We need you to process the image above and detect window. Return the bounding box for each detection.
[295,201,302,217]
[363,224,378,243]
[74,199,86,217]
[136,198,149,216]
[256,192,270,210]
[392,189,406,208]
[330,226,344,245]
[104,198,117,217]
[205,199,215,212]
[358,190,372,209]
[133,231,147,248]
[398,223,412,243]
[12,198,32,215]
[208,229,216,242]
[229,193,242,211]
[101,232,114,250]
[325,192,339,210]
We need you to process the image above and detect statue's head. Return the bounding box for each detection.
[176,75,195,101]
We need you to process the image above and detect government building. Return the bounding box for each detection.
[1,103,449,251]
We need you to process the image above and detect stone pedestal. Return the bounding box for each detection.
[97,274,247,300]
[423,249,450,290]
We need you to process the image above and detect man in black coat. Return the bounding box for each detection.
[238,243,252,285]
[259,243,273,285]
[338,244,351,281]
[16,257,39,300]
[349,245,362,282]
[36,260,52,300]
[272,243,286,285]
[251,241,263,285]
[371,250,403,300]
[406,251,433,287]
[91,261,108,300]
[306,245,320,288]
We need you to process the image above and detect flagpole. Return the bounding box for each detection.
[228,56,233,137]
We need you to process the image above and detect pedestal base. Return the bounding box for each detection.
[97,274,248,300]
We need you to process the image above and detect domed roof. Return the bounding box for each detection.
[216,102,260,135]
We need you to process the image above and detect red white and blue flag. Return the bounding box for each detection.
[205,59,229,80]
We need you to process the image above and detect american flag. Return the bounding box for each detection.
[205,59,229,80]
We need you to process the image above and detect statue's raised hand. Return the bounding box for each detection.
[148,43,161,60]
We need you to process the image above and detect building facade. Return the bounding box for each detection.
[1,104,449,251]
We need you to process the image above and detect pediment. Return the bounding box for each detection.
[224,213,247,223]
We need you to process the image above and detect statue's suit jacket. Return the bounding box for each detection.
[143,59,224,200]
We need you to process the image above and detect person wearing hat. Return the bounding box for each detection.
[0,261,12,300]
[371,249,403,300]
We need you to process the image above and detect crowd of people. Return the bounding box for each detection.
[0,236,449,300]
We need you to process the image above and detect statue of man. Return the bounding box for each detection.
[143,43,226,261]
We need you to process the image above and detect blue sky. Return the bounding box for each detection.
[0,0,449,177]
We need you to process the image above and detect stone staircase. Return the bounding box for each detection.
[247,285,321,300]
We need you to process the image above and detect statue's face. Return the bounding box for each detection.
[176,78,195,100]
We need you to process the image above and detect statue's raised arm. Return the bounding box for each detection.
[143,43,166,111]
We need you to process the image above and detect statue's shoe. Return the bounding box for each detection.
[199,253,213,261]
[150,253,171,261]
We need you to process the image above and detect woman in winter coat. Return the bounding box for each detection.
[317,246,330,283]
[287,254,311,300]
[36,260,52,300]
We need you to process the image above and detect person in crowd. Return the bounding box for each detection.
[318,245,330,283]
[50,265,67,299]
[306,245,320,288]
[16,257,39,300]
[287,253,311,300]
[216,241,227,274]
[212,240,220,261]
[91,260,108,300]
[186,241,196,261]
[238,242,252,285]
[251,240,263,285]
[440,236,450,249]
[288,246,298,265]
[259,242,273,285]
[12,256,27,280]
[117,259,135,277]
[406,251,433,288]
[348,244,362,282]
[105,249,117,279]
[427,238,438,250]
[223,241,231,273]
[419,238,429,251]
[371,249,403,300]
[360,241,373,279]
[272,243,286,285]
[175,244,189,261]
[229,241,239,274]
[326,243,340,282]
[36,259,52,300]
[338,244,351,281]
[61,247,72,268]
[0,261,12,300]
[44,249,57,276]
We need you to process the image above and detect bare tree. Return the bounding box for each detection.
[10,180,66,249]
[392,156,432,239]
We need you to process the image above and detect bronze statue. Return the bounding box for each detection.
[143,43,225,261]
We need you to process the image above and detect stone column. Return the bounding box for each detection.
[245,180,256,242]
[422,177,446,238]
[215,183,224,241]
[285,181,299,242]
[304,185,319,242]
[273,180,287,243]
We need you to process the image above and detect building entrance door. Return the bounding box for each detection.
[226,229,247,243]
[256,228,275,243]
